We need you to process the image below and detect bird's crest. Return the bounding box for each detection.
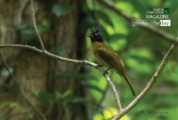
[94,27,99,33]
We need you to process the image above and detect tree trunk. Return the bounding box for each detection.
[0,0,87,120]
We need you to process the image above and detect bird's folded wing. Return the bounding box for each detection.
[97,47,115,61]
[97,47,124,74]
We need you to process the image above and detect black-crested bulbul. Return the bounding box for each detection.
[88,27,136,96]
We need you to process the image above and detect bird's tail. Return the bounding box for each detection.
[115,68,136,96]
[123,75,136,96]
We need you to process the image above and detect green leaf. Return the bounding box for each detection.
[96,10,114,28]
[55,92,61,101]
[61,90,72,99]
[52,4,72,17]
[0,102,24,113]
[62,99,69,107]
[36,20,50,32]
[72,97,88,103]
[32,91,54,104]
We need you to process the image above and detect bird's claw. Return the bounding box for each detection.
[103,71,109,76]
[103,68,110,76]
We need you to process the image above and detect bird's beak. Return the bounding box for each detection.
[87,33,93,38]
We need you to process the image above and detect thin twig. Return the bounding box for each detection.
[96,0,178,44]
[0,51,47,120]
[0,44,42,53]
[30,0,46,52]
[111,43,177,120]
[104,73,122,111]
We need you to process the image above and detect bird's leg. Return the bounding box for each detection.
[103,68,110,75]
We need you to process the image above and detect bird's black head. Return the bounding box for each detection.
[88,27,103,43]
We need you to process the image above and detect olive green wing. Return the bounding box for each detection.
[97,46,125,75]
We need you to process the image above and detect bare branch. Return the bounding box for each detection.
[104,73,122,111]
[0,44,42,53]
[111,43,177,120]
[96,0,178,44]
[30,0,46,52]
[0,51,47,120]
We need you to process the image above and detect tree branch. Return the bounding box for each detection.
[111,42,177,120]
[0,44,42,53]
[104,73,122,111]
[96,0,178,44]
[30,0,46,52]
[0,51,47,120]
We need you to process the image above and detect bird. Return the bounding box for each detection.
[88,27,136,96]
